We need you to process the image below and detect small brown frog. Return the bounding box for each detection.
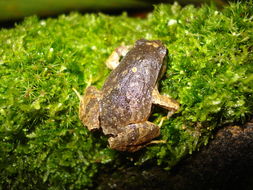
[77,39,179,152]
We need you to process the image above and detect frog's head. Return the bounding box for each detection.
[135,39,168,80]
[135,39,167,61]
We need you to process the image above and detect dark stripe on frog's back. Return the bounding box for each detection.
[100,44,162,135]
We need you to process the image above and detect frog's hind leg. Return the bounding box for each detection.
[105,45,131,70]
[77,86,102,131]
[108,121,160,152]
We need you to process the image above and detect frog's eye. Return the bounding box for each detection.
[158,46,168,57]
[135,39,148,46]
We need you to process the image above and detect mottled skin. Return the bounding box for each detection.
[79,39,179,152]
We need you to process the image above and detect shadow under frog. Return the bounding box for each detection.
[77,39,179,152]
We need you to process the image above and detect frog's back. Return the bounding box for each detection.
[100,40,166,135]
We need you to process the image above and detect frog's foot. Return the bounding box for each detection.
[108,121,160,152]
[148,140,166,144]
[105,45,131,70]
[152,86,180,118]
[158,116,167,127]
[79,86,102,131]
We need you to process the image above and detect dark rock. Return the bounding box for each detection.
[96,119,253,190]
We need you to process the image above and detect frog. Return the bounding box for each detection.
[77,39,179,152]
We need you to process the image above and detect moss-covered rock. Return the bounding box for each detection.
[0,1,252,189]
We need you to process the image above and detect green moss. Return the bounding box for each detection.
[1,1,253,189]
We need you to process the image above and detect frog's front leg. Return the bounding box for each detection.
[108,121,160,152]
[152,86,180,118]
[78,86,102,131]
[105,45,131,70]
